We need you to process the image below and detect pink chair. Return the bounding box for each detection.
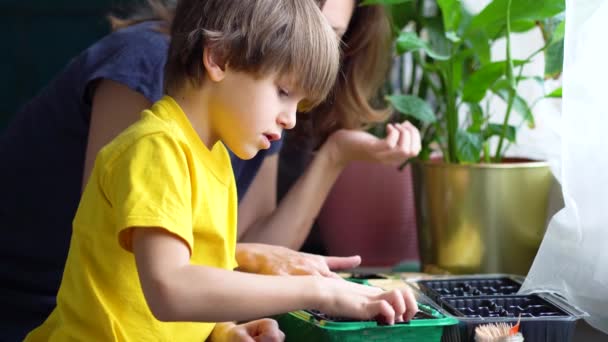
[317,161,420,267]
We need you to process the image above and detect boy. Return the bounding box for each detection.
[26,0,417,340]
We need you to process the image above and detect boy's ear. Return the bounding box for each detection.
[203,47,226,82]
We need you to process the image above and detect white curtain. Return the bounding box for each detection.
[520,0,608,333]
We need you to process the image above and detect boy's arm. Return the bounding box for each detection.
[132,227,417,323]
[133,227,319,322]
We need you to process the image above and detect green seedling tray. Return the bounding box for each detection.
[276,303,458,342]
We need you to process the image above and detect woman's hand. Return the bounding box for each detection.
[210,319,284,342]
[324,121,421,168]
[236,243,361,278]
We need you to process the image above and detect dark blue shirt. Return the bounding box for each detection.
[0,21,281,340]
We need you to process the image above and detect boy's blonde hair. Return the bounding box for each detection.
[164,0,340,111]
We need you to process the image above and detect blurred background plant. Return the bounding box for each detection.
[365,0,565,163]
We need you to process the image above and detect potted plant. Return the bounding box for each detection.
[374,0,565,275]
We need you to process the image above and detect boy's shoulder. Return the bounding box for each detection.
[97,108,180,165]
[97,96,232,184]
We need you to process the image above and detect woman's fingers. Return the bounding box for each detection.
[371,121,421,165]
[395,124,412,156]
[384,123,399,149]
[402,121,421,155]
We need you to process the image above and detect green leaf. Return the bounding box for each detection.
[467,102,484,132]
[466,31,491,65]
[396,32,450,60]
[445,31,461,43]
[451,52,466,92]
[468,0,565,39]
[544,39,564,79]
[550,20,566,44]
[491,20,538,37]
[387,1,416,32]
[462,60,527,103]
[424,16,451,59]
[386,95,437,123]
[360,0,413,5]
[510,20,538,33]
[546,87,562,98]
[437,0,462,34]
[485,123,516,142]
[491,81,536,128]
[456,130,483,163]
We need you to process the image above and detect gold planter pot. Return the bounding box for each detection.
[412,159,554,275]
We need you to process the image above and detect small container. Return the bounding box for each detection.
[416,275,524,303]
[406,275,586,342]
[275,300,458,342]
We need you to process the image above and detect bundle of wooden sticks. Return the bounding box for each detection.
[474,321,523,342]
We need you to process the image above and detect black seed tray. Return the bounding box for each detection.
[437,294,579,342]
[418,276,521,302]
[440,295,567,319]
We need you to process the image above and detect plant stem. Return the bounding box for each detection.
[408,54,418,94]
[494,0,515,162]
[399,55,405,94]
[415,54,442,98]
[445,60,458,163]
[483,142,491,163]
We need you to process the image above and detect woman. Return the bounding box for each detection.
[237,0,421,250]
[0,0,420,339]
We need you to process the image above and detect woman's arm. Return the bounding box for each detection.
[237,146,342,249]
[132,227,417,323]
[236,155,279,238]
[238,122,421,250]
[83,79,153,188]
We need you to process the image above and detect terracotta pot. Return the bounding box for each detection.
[317,161,419,267]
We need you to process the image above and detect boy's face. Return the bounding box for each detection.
[208,68,303,160]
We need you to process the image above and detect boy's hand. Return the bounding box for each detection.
[317,278,418,324]
[236,243,361,278]
[221,319,285,342]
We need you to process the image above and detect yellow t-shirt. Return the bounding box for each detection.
[26,96,238,341]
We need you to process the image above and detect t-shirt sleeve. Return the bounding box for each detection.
[101,133,193,254]
[81,23,168,105]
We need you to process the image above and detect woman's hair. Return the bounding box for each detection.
[109,0,326,32]
[108,0,176,32]
[307,3,393,145]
